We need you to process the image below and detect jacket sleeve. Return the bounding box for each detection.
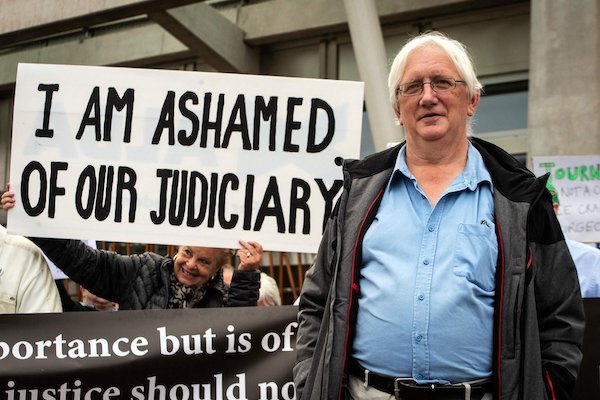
[226,270,260,307]
[530,200,585,400]
[29,237,138,304]
[293,206,338,399]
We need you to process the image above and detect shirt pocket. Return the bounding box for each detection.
[453,223,498,292]
[0,293,16,313]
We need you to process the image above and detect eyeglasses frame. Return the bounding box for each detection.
[395,78,466,97]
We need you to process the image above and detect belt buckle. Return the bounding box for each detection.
[393,378,417,399]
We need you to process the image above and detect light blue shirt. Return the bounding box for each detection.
[566,239,600,298]
[352,143,497,384]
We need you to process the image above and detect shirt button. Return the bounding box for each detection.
[415,334,423,342]
[418,293,425,301]
[428,225,435,232]
[423,259,429,265]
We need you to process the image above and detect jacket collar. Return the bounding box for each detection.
[470,137,549,205]
[344,137,549,205]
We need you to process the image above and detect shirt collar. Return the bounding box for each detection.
[392,142,493,192]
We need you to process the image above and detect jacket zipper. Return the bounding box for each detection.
[338,187,385,400]
[495,218,506,400]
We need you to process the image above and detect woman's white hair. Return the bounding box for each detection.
[258,273,282,306]
[388,31,482,133]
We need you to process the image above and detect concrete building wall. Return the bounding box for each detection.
[0,0,597,186]
[528,0,600,161]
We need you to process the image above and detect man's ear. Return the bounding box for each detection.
[394,106,403,126]
[467,92,480,117]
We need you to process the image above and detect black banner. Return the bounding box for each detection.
[0,306,298,400]
[2,300,598,400]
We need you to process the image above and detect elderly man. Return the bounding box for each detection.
[294,31,584,400]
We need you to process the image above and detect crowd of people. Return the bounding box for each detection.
[0,230,283,313]
[0,183,282,312]
[1,29,598,400]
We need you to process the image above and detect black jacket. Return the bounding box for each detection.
[294,137,584,400]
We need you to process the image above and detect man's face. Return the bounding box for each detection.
[174,246,223,288]
[395,45,479,145]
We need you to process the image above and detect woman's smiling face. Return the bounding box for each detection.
[173,246,225,288]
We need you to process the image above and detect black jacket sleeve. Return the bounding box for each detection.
[227,270,260,307]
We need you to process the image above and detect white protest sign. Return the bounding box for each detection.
[9,63,364,253]
[533,155,600,242]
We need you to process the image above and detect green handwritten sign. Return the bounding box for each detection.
[537,162,600,182]
[533,156,600,243]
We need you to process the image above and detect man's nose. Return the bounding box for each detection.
[420,82,438,104]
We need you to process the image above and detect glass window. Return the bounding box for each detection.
[475,82,528,134]
[472,81,528,156]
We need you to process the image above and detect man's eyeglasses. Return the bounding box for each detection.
[396,77,465,97]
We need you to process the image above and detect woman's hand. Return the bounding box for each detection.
[236,240,263,272]
[1,183,15,211]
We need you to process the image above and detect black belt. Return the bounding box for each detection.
[349,360,492,400]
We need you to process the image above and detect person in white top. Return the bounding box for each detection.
[547,181,600,298]
[0,225,62,313]
[566,240,600,297]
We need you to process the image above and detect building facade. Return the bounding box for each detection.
[2,0,599,177]
[1,0,599,303]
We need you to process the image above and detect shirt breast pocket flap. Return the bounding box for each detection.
[0,293,16,313]
[453,223,498,292]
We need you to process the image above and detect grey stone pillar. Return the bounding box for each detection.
[528,0,600,162]
[343,0,400,151]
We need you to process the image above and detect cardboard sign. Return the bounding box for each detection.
[9,64,364,252]
[533,155,600,243]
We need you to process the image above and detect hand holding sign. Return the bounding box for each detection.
[236,240,263,272]
[1,183,15,211]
